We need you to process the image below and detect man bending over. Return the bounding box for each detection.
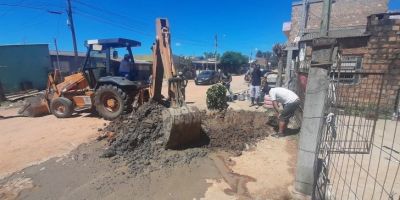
[266,87,300,137]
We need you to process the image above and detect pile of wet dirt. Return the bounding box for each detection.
[203,110,272,155]
[100,102,272,175]
[101,101,207,175]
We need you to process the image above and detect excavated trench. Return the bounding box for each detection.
[100,101,273,175]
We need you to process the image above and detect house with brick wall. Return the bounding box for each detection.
[283,0,388,88]
[282,0,400,111]
[340,13,400,110]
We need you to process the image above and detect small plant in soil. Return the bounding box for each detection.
[206,84,228,111]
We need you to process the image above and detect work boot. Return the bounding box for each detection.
[255,99,260,109]
[250,97,255,107]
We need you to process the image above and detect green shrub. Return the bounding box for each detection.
[206,84,228,111]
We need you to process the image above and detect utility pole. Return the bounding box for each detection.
[54,38,61,71]
[250,51,253,67]
[293,0,334,198]
[66,0,78,67]
[214,34,218,71]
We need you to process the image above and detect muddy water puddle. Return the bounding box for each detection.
[210,151,256,199]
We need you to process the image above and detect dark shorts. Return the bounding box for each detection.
[280,100,300,123]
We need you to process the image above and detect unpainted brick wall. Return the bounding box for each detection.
[289,0,388,42]
[339,13,400,111]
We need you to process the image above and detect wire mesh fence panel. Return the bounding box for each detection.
[313,68,400,200]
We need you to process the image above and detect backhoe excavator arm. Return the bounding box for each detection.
[148,18,202,149]
[150,18,186,107]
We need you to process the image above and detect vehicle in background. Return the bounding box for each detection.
[195,70,219,85]
[260,69,269,77]
[265,71,285,88]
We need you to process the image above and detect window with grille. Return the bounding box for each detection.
[331,56,363,84]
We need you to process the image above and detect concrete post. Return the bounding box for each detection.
[285,50,293,88]
[293,67,329,196]
[277,58,284,87]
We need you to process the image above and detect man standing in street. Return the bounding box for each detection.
[266,86,300,137]
[249,65,262,107]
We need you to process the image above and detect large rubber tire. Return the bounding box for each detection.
[50,97,74,118]
[94,85,130,120]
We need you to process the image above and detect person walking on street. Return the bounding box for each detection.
[249,65,262,107]
[265,87,300,137]
[220,69,233,100]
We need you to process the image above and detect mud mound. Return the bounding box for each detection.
[202,110,272,155]
[100,102,272,175]
[101,101,207,175]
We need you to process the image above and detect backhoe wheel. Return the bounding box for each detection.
[50,97,74,118]
[94,85,130,120]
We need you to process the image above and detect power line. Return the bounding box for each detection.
[73,9,154,37]
[0,0,28,17]
[73,0,211,45]
[73,9,211,48]
[0,2,63,13]
[0,1,212,48]
[73,0,150,28]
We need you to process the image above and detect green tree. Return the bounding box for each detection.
[175,56,192,72]
[256,50,263,58]
[272,43,284,58]
[263,51,272,59]
[220,51,249,73]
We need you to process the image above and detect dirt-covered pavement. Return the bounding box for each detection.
[0,75,299,200]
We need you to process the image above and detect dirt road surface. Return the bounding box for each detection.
[0,109,106,179]
[0,75,299,200]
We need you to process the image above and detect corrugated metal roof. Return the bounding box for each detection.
[49,50,87,57]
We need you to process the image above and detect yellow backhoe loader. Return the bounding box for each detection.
[19,18,201,149]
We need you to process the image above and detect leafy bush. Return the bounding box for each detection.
[206,84,228,111]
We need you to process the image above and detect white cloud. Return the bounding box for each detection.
[175,42,181,47]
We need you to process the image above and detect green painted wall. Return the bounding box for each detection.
[0,44,50,94]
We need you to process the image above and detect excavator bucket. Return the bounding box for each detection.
[150,18,203,149]
[18,94,50,117]
[162,105,202,149]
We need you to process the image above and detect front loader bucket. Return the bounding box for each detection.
[18,94,50,117]
[162,105,202,149]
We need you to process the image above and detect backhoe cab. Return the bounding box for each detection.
[83,38,145,87]
[82,38,149,120]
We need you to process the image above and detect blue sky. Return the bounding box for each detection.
[0,0,399,57]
